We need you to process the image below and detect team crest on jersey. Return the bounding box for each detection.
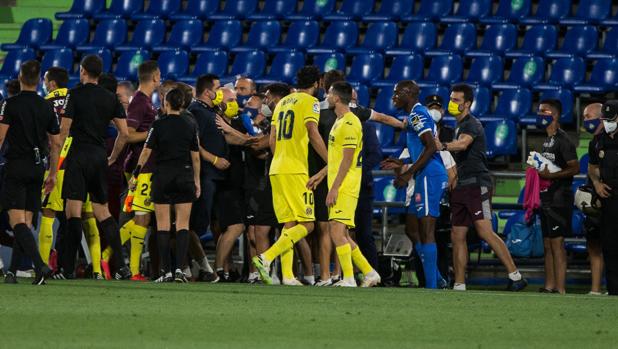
[306,207,313,215]
[312,102,320,114]
[415,193,422,203]
[144,197,152,206]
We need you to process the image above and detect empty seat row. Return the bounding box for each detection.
[55,0,618,26]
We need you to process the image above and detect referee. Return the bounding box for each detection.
[0,60,61,284]
[58,55,131,280]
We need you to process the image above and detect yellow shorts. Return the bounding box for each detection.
[42,170,93,213]
[124,173,154,213]
[328,192,358,228]
[270,174,315,223]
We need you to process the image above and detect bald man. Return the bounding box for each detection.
[234,77,256,108]
[582,102,605,295]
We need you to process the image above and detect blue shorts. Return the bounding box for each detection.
[410,173,448,218]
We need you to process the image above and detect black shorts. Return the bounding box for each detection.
[151,166,196,205]
[540,206,572,238]
[246,183,277,227]
[62,146,108,204]
[0,159,44,212]
[314,180,328,222]
[450,185,492,227]
[217,186,245,230]
[584,216,601,241]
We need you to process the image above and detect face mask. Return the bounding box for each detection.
[224,101,239,118]
[316,88,325,100]
[212,89,223,105]
[448,101,463,116]
[536,114,554,129]
[237,94,250,107]
[244,107,259,119]
[583,119,600,134]
[603,119,618,134]
[429,109,442,123]
[261,104,272,117]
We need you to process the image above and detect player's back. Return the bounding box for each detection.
[406,103,445,177]
[269,91,319,176]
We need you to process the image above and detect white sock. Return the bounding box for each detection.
[303,275,315,285]
[508,270,522,281]
[216,267,224,273]
[453,283,466,291]
[199,257,214,273]
[183,266,192,278]
[344,277,356,285]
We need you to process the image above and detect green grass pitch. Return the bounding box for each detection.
[0,280,617,348]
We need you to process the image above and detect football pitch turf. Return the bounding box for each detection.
[0,280,616,348]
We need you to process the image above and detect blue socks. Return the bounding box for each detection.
[415,242,438,289]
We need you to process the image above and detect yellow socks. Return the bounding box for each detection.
[103,220,133,262]
[351,246,373,275]
[130,224,148,275]
[263,224,308,263]
[281,248,295,280]
[38,216,55,263]
[83,218,102,274]
[336,244,353,279]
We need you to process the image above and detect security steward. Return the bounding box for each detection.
[588,100,618,296]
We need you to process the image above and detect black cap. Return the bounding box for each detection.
[601,100,618,120]
[424,95,443,108]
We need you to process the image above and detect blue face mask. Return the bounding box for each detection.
[583,119,600,134]
[237,94,251,107]
[536,114,554,129]
[244,107,259,119]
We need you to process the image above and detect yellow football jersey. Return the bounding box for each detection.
[45,87,68,119]
[269,92,320,175]
[328,111,363,197]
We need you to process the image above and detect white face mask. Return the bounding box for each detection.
[603,119,618,134]
[429,109,442,124]
[261,104,272,117]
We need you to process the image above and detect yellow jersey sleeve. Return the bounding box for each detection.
[303,96,320,125]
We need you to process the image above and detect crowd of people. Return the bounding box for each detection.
[0,54,616,294]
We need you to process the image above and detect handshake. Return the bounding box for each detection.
[526,151,562,173]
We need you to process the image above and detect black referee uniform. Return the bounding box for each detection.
[61,82,129,278]
[0,90,59,282]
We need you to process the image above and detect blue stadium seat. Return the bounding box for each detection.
[546,25,598,58]
[364,0,414,22]
[248,0,296,20]
[426,23,476,56]
[158,50,189,80]
[76,19,127,51]
[403,0,453,21]
[492,56,544,90]
[470,86,491,117]
[81,48,112,72]
[0,48,36,80]
[347,53,384,84]
[601,10,618,26]
[484,119,518,158]
[288,0,335,20]
[419,85,450,108]
[374,54,423,87]
[354,84,370,107]
[323,0,374,21]
[170,0,218,20]
[306,21,358,54]
[385,22,436,56]
[115,20,165,52]
[153,20,203,52]
[372,176,407,215]
[230,21,281,52]
[210,0,257,20]
[94,0,143,19]
[374,87,399,116]
[270,21,319,53]
[224,51,267,81]
[348,22,397,54]
[481,88,531,122]
[466,24,517,57]
[465,56,504,86]
[256,51,305,84]
[1,18,52,51]
[588,27,618,59]
[132,0,181,20]
[193,20,243,52]
[541,89,575,124]
[443,0,492,23]
[114,50,151,81]
[40,19,90,50]
[521,0,571,24]
[180,51,228,84]
[535,57,585,91]
[41,49,74,75]
[579,154,589,174]
[574,58,618,93]
[56,0,106,19]
[418,55,463,87]
[480,0,531,24]
[312,53,345,72]
[560,0,611,25]
[505,25,557,58]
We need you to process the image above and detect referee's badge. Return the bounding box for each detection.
[599,150,605,159]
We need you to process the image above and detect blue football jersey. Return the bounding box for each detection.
[405,103,446,177]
